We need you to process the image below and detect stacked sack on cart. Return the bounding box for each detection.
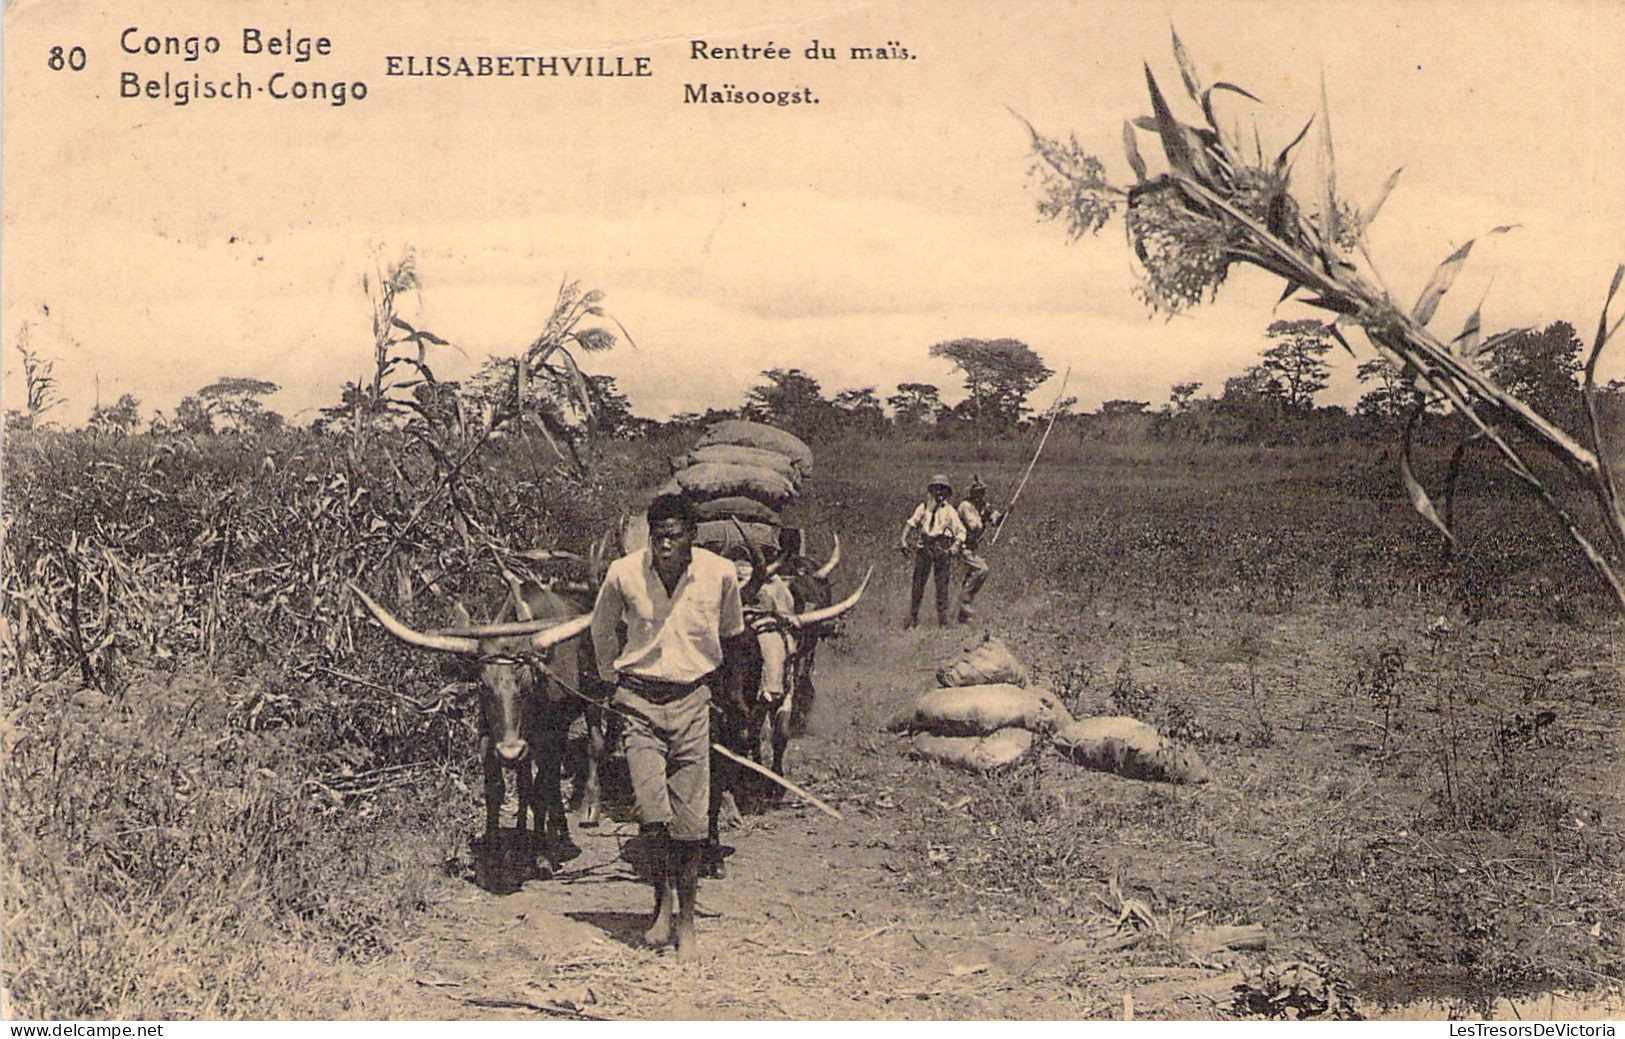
[888,635,1211,783]
[658,419,815,562]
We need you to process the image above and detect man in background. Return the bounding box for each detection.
[899,474,966,628]
[956,475,1003,623]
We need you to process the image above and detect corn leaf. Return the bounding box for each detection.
[1171,26,1202,101]
[1403,404,1456,545]
[1361,167,1403,231]
[1144,64,1200,179]
[1596,263,1625,351]
[1319,74,1339,246]
[1123,121,1148,182]
[391,317,449,346]
[1274,116,1315,177]
[1201,82,1261,130]
[1413,240,1475,326]
[1413,226,1515,326]
[1452,303,1483,359]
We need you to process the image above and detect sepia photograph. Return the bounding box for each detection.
[3,0,1623,1023]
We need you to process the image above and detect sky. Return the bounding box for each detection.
[4,0,1623,425]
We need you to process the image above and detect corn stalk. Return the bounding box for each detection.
[1023,30,1625,609]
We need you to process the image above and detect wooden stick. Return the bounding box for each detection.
[991,366,1070,546]
[533,658,847,822]
[711,742,844,821]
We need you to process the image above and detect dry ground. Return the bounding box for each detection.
[352,588,1623,1021]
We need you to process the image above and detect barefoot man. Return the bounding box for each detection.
[590,494,747,959]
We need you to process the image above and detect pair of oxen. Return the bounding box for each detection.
[349,533,863,880]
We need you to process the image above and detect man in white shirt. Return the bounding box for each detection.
[898,474,967,628]
[591,494,747,960]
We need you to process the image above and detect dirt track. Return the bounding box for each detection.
[369,617,1241,1021]
[361,576,1624,1022]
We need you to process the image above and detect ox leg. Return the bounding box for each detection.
[771,698,793,780]
[514,750,550,880]
[578,702,604,828]
[476,739,503,888]
[537,700,578,866]
[705,749,728,879]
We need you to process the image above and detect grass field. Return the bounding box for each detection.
[797,432,1622,1010]
[2,426,1620,1017]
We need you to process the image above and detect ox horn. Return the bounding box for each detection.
[812,532,842,579]
[428,613,589,638]
[528,612,592,651]
[792,566,874,626]
[348,582,479,655]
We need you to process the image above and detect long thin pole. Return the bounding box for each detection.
[535,659,846,821]
[710,742,845,821]
[991,367,1070,546]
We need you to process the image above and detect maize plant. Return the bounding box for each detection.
[1023,30,1625,609]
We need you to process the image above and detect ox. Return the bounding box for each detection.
[706,543,867,878]
[348,578,610,882]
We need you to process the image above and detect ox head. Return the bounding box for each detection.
[736,566,874,710]
[347,581,589,766]
[766,532,841,582]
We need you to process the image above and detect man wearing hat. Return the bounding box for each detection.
[899,474,967,628]
[956,475,1004,623]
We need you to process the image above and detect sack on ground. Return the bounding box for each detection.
[1052,715,1212,784]
[696,420,814,474]
[888,683,1072,737]
[694,519,781,561]
[937,637,1028,688]
[675,445,802,487]
[693,496,782,525]
[911,728,1034,774]
[659,462,797,508]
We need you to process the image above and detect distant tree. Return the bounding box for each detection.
[1260,319,1334,411]
[198,377,281,432]
[929,338,1053,429]
[1166,381,1202,413]
[87,393,142,436]
[832,386,886,431]
[887,382,941,427]
[1099,399,1150,416]
[173,395,215,435]
[1486,321,1584,425]
[587,374,642,437]
[1355,357,1423,420]
[743,368,830,434]
[1219,366,1283,415]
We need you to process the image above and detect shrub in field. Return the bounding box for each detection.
[1,669,469,1018]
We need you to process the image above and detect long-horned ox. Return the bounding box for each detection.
[347,577,606,880]
[708,547,870,878]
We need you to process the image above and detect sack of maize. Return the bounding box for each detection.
[911,728,1034,774]
[659,462,797,508]
[692,496,783,526]
[1051,715,1212,784]
[887,683,1072,737]
[694,520,781,561]
[696,420,814,474]
[937,636,1028,688]
[675,445,802,487]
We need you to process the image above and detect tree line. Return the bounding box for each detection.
[7,262,1615,449]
